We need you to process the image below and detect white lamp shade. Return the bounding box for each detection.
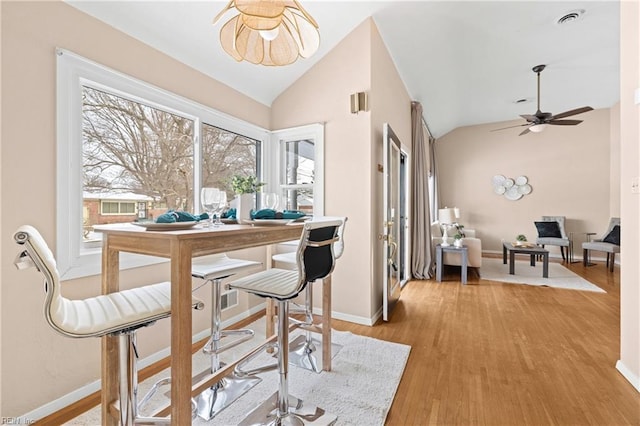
[438,208,456,224]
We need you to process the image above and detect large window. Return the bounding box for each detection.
[58,49,267,279]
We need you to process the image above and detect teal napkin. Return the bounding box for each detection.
[222,208,236,219]
[156,210,209,223]
[250,209,306,220]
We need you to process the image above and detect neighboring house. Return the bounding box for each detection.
[82,191,154,227]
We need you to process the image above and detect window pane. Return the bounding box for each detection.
[282,139,314,185]
[201,124,260,199]
[82,86,194,232]
[101,202,118,214]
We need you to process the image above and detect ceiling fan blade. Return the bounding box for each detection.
[490,123,529,132]
[551,106,593,120]
[519,127,531,136]
[520,114,537,122]
[547,119,583,126]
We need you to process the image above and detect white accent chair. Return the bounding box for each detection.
[535,216,571,261]
[431,222,482,271]
[13,225,204,425]
[582,217,620,272]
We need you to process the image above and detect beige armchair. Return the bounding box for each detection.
[431,222,482,270]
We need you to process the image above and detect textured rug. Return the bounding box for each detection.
[65,317,410,425]
[480,258,605,293]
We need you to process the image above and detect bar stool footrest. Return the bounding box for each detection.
[238,392,337,426]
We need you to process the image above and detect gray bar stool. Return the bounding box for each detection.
[190,254,262,420]
[229,218,344,425]
[13,225,204,425]
[270,217,347,373]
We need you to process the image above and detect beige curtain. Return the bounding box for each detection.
[410,101,433,279]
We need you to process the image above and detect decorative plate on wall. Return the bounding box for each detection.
[492,175,531,201]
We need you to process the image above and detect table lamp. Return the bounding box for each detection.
[438,207,460,247]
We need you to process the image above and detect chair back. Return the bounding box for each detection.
[331,217,348,259]
[541,216,568,239]
[13,225,65,336]
[602,217,621,239]
[293,218,343,293]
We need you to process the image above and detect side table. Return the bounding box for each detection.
[436,244,468,284]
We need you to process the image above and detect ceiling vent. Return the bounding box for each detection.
[557,9,585,25]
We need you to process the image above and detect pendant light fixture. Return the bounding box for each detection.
[213,0,320,66]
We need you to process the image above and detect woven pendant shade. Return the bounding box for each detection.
[214,0,319,66]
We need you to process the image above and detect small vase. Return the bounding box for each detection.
[454,238,463,248]
[236,193,254,223]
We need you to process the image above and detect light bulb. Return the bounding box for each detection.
[259,27,280,41]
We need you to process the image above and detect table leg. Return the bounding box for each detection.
[322,275,332,371]
[436,246,443,282]
[509,251,515,275]
[170,240,194,425]
[101,236,119,426]
[543,252,549,278]
[503,244,507,264]
[530,254,536,267]
[461,251,468,285]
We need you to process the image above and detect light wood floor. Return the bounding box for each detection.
[37,256,638,425]
[331,257,639,426]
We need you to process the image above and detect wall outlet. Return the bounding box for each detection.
[632,177,640,194]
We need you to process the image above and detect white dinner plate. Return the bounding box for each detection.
[131,221,198,231]
[244,219,295,226]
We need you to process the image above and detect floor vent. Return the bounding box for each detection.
[221,289,238,311]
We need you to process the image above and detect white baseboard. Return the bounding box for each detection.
[311,306,378,326]
[616,360,640,392]
[19,304,265,421]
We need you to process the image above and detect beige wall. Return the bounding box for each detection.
[618,0,640,391]
[436,108,614,258]
[271,19,374,321]
[1,1,270,417]
[271,18,412,322]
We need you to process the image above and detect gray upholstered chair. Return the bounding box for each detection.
[535,216,570,261]
[14,225,204,425]
[582,217,620,272]
[229,218,343,425]
[270,217,347,373]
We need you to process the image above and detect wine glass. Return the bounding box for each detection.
[200,187,219,228]
[261,192,279,210]
[213,191,227,227]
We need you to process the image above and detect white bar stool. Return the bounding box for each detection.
[191,254,262,420]
[270,217,347,373]
[13,225,204,425]
[229,218,344,425]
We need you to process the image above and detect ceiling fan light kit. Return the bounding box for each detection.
[214,0,320,66]
[492,64,593,136]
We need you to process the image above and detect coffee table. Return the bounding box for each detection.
[502,242,549,278]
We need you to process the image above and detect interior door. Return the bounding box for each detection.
[382,123,402,321]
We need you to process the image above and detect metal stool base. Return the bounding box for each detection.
[238,392,337,426]
[287,335,343,373]
[191,366,261,421]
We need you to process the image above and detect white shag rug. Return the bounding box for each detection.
[65,317,411,425]
[480,258,605,293]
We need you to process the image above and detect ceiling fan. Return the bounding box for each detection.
[493,64,593,136]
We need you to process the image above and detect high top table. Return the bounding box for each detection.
[96,223,304,425]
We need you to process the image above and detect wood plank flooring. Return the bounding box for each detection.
[36,257,638,425]
[330,258,638,426]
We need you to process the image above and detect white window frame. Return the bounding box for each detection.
[269,124,325,216]
[57,49,269,280]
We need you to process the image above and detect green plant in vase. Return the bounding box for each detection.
[516,234,527,242]
[453,232,464,247]
[230,175,265,194]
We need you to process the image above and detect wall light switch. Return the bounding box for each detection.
[632,176,640,194]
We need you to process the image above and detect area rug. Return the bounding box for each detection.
[480,258,605,293]
[65,317,411,425]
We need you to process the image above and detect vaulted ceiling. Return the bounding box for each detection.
[66,1,620,138]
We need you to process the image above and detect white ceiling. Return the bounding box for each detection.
[66,1,620,138]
